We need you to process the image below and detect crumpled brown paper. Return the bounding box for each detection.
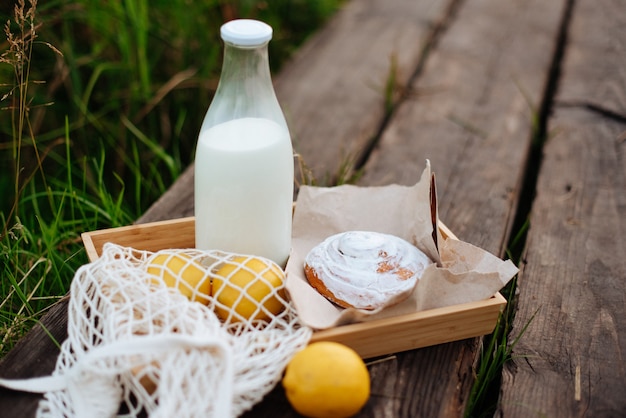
[285,161,518,330]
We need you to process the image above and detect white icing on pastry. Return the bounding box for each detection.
[304,231,433,310]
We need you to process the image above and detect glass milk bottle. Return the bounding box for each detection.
[194,19,294,267]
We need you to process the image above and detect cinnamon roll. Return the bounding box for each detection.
[303,231,433,310]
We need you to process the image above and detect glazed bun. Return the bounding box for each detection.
[304,231,432,310]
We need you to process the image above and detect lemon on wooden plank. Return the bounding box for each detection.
[213,255,286,322]
[146,252,210,305]
[282,341,370,418]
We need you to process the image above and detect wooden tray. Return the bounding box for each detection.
[82,217,506,359]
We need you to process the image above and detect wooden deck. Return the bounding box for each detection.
[1,0,624,416]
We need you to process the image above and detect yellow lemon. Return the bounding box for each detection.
[146,252,210,305]
[282,342,370,418]
[213,256,286,322]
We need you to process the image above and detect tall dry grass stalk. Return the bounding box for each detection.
[1,0,61,238]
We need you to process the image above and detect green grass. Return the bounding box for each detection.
[0,0,341,357]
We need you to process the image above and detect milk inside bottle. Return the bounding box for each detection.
[195,117,293,265]
[194,20,294,267]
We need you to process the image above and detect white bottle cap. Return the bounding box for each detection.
[220,19,273,46]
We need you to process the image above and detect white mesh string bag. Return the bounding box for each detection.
[34,243,312,418]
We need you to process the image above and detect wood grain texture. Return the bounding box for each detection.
[82,216,196,261]
[275,0,451,181]
[498,0,626,415]
[310,293,505,359]
[361,0,567,254]
[137,163,195,224]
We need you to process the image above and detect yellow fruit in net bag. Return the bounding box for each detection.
[146,252,210,305]
[213,255,286,322]
[282,342,370,418]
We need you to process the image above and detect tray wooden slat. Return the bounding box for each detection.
[81,216,196,261]
[311,293,506,359]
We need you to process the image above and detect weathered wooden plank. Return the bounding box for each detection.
[353,0,566,416]
[498,0,626,415]
[0,297,69,417]
[361,0,567,253]
[139,167,194,223]
[138,0,453,224]
[276,0,452,180]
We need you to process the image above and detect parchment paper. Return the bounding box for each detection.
[285,161,519,330]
